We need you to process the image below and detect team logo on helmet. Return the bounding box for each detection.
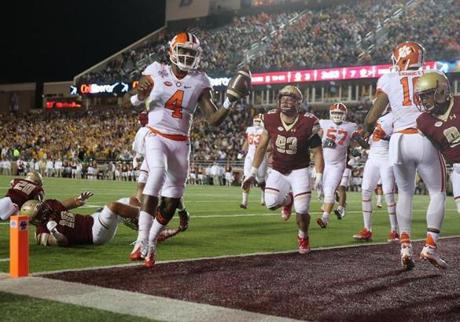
[169,32,202,72]
[391,41,425,71]
[20,200,41,225]
[329,103,347,124]
[414,71,452,114]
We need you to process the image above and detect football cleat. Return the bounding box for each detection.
[388,230,400,242]
[316,218,327,229]
[353,228,372,241]
[420,245,447,270]
[376,203,383,209]
[129,242,146,261]
[334,208,345,220]
[298,237,310,254]
[400,244,415,271]
[144,246,156,268]
[240,203,247,209]
[178,209,190,231]
[281,192,293,221]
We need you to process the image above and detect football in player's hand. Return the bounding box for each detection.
[137,75,154,100]
[226,66,252,102]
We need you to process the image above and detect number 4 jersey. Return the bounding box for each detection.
[142,61,211,136]
[264,110,321,174]
[319,119,359,165]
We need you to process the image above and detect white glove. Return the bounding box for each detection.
[76,191,94,205]
[46,220,58,233]
[237,153,244,160]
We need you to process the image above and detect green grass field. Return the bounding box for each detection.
[1,175,459,274]
[1,175,459,321]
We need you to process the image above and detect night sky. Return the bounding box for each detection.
[0,0,165,84]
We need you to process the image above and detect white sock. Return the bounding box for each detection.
[455,199,460,214]
[298,230,306,239]
[376,194,382,205]
[260,190,265,203]
[242,192,248,205]
[322,211,329,223]
[389,214,398,232]
[137,211,153,244]
[148,218,165,246]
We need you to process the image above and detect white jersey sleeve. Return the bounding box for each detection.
[376,70,424,132]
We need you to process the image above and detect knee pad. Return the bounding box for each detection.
[293,193,310,215]
[264,191,281,210]
[155,204,175,225]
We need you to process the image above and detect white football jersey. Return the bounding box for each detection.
[245,125,265,157]
[132,127,150,156]
[143,61,211,136]
[320,119,358,164]
[376,70,424,132]
[368,112,394,158]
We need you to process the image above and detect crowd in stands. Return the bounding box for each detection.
[79,0,460,85]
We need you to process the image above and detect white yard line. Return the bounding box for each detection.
[0,274,300,322]
[0,258,9,262]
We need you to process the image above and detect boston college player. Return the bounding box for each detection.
[242,85,324,254]
[365,42,447,270]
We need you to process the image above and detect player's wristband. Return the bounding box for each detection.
[130,94,144,106]
[223,97,233,110]
[250,166,258,177]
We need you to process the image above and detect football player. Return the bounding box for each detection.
[415,71,460,215]
[242,85,324,254]
[365,42,447,270]
[0,171,44,221]
[128,32,251,268]
[239,113,267,209]
[22,193,142,247]
[317,103,369,228]
[353,109,399,242]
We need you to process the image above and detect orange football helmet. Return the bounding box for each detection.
[168,32,202,72]
[329,103,347,124]
[391,41,425,71]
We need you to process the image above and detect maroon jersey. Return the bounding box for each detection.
[35,199,94,245]
[264,110,321,174]
[6,179,44,208]
[416,96,460,163]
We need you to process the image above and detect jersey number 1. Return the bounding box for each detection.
[165,90,184,118]
[400,76,419,106]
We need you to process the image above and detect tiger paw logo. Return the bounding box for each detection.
[398,46,413,58]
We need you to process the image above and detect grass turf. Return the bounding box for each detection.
[0,175,459,274]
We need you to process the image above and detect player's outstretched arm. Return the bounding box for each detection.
[364,93,389,134]
[198,89,231,126]
[62,191,94,209]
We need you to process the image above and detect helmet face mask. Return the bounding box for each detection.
[253,114,263,127]
[329,103,347,124]
[414,71,451,114]
[25,171,43,187]
[278,86,303,117]
[169,33,202,72]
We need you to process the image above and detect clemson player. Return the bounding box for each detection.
[353,109,398,242]
[365,42,447,270]
[239,113,267,209]
[317,103,368,228]
[128,32,251,268]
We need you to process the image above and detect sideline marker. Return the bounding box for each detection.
[10,215,29,278]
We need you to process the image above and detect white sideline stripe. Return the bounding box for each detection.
[0,258,9,262]
[36,235,460,276]
[0,207,458,224]
[0,275,300,322]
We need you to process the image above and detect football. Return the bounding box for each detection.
[226,66,252,102]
